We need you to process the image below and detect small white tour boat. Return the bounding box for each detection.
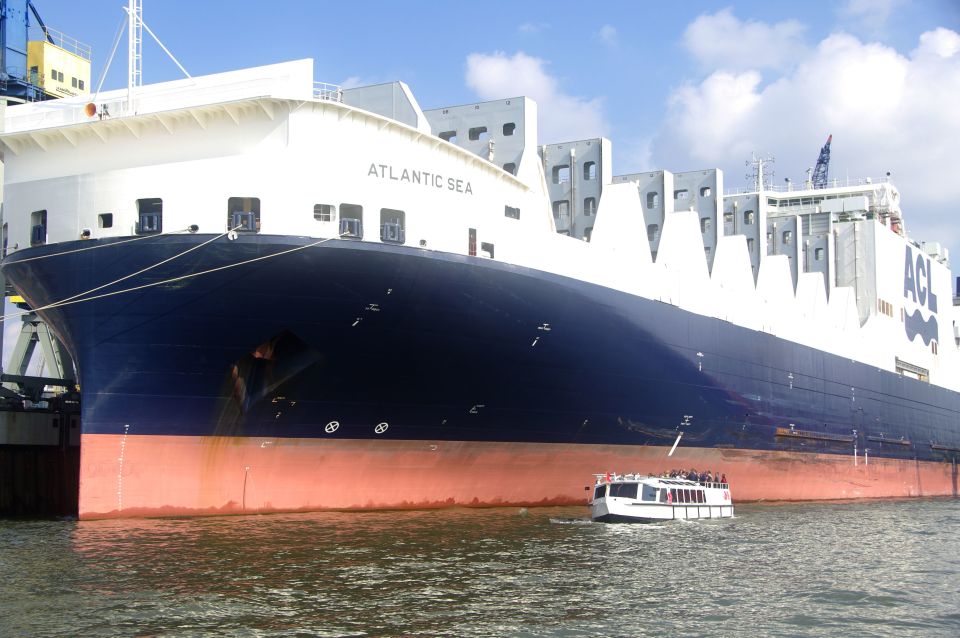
[589,473,734,523]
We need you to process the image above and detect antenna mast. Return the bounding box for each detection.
[127,0,142,111]
[746,153,775,192]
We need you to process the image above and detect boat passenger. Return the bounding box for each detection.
[720,473,727,485]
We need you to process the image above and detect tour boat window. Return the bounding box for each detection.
[30,210,47,246]
[137,198,163,234]
[553,165,570,184]
[504,205,520,220]
[228,197,260,233]
[646,192,660,209]
[641,484,658,502]
[701,217,712,233]
[700,186,712,198]
[503,163,516,175]
[610,483,639,499]
[584,197,596,216]
[670,488,678,502]
[583,161,597,180]
[674,189,689,200]
[469,126,488,141]
[659,488,668,503]
[594,484,606,500]
[98,213,113,229]
[481,242,495,259]
[380,208,406,244]
[647,224,659,242]
[339,204,363,239]
[314,204,336,222]
[502,122,516,136]
[744,210,755,225]
[439,131,457,142]
[468,228,476,256]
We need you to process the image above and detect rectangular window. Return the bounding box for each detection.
[468,126,488,141]
[314,204,336,222]
[646,192,660,209]
[379,208,405,244]
[50,68,57,81]
[744,210,755,224]
[72,77,78,88]
[228,197,260,233]
[481,242,495,259]
[724,212,734,224]
[137,198,163,234]
[647,223,659,242]
[700,186,712,198]
[439,131,457,142]
[502,122,516,136]
[504,205,520,220]
[674,189,689,200]
[583,161,597,180]
[815,247,824,261]
[584,227,593,242]
[339,203,363,238]
[58,70,64,82]
[552,165,570,184]
[783,230,793,244]
[78,79,85,90]
[701,217,712,233]
[583,197,596,216]
[552,200,569,219]
[610,483,639,499]
[594,484,606,500]
[503,162,516,175]
[98,213,113,229]
[468,228,476,256]
[30,209,47,246]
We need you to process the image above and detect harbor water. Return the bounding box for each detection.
[2,498,959,637]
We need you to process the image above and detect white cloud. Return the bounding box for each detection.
[655,27,960,253]
[683,8,807,71]
[838,0,906,35]
[518,22,548,35]
[597,25,618,47]
[465,51,608,143]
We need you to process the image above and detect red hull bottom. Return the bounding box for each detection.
[78,434,960,519]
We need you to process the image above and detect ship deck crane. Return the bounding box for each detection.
[812,134,832,189]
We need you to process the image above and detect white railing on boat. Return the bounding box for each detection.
[314,82,343,102]
[724,176,894,195]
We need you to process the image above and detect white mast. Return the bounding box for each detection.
[127,0,142,112]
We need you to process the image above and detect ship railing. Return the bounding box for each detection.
[314,82,343,102]
[725,176,893,195]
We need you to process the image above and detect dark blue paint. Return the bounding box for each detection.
[3,234,959,463]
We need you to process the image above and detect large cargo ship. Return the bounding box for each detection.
[1,57,958,519]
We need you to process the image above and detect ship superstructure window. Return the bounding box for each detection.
[137,198,163,234]
[481,241,494,259]
[98,213,113,229]
[439,130,457,142]
[704,246,712,258]
[782,230,793,244]
[674,189,689,201]
[553,200,570,219]
[314,204,336,222]
[646,192,659,209]
[584,197,596,216]
[503,162,516,175]
[339,204,363,238]
[583,162,597,180]
[701,217,712,233]
[228,197,260,233]
[469,126,488,141]
[700,187,712,198]
[553,165,570,184]
[505,205,520,220]
[744,210,755,225]
[815,247,824,260]
[380,208,405,244]
[503,122,516,136]
[30,210,47,246]
[647,224,659,242]
[724,212,734,224]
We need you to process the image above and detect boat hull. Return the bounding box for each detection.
[3,234,959,518]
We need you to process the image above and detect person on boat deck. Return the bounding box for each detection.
[704,471,713,483]
[686,469,698,481]
[720,473,727,484]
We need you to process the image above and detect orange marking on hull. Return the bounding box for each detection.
[77,433,960,519]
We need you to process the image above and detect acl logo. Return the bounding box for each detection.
[903,246,938,345]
